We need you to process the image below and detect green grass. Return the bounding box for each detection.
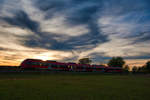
[0,73,150,100]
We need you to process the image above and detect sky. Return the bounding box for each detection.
[0,0,150,67]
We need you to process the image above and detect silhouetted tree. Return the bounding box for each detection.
[132,66,138,73]
[146,61,150,72]
[137,67,142,72]
[108,57,125,67]
[137,66,147,73]
[78,58,92,64]
[123,65,130,73]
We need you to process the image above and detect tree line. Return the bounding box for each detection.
[78,57,150,73]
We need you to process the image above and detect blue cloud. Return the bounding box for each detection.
[0,0,108,51]
[2,10,39,32]
[0,0,150,64]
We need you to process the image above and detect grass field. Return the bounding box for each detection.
[0,73,150,100]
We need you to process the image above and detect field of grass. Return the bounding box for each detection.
[0,73,150,100]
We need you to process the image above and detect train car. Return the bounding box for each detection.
[20,59,43,70]
[20,59,53,71]
[67,62,78,71]
[53,62,69,71]
[67,63,94,72]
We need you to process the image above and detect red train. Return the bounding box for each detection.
[20,59,122,73]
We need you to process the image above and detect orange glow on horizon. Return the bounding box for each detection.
[32,53,59,61]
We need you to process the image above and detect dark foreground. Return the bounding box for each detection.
[0,73,150,100]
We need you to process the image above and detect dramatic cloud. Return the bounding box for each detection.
[0,0,150,66]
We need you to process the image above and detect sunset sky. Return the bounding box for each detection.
[0,0,150,67]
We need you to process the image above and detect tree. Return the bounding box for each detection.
[145,61,150,72]
[132,66,138,73]
[108,57,125,67]
[137,66,147,73]
[78,58,92,64]
[123,65,130,73]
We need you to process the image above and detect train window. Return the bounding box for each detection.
[32,62,40,65]
[62,65,68,68]
[46,63,51,66]
[42,63,49,66]
[51,64,57,68]
[28,61,43,66]
[58,65,64,68]
[77,66,83,69]
[26,61,32,65]
[83,66,86,68]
